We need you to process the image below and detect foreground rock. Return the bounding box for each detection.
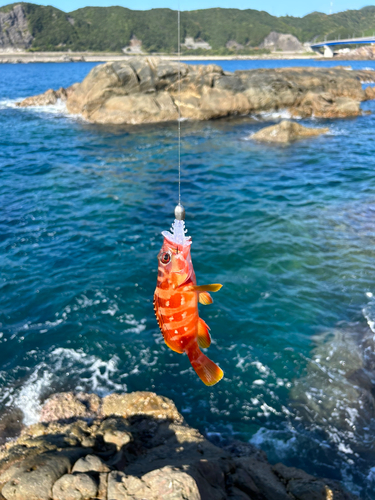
[252,120,329,143]
[0,391,356,500]
[16,58,375,124]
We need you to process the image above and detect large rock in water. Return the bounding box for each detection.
[251,120,329,143]
[16,58,375,125]
[0,391,356,500]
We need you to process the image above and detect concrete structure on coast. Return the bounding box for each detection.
[311,35,375,57]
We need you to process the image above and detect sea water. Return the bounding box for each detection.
[1,60,375,497]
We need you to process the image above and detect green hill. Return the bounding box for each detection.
[1,2,375,53]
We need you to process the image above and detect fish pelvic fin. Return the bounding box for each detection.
[199,292,213,305]
[197,317,211,348]
[186,343,223,386]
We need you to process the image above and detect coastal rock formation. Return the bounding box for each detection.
[0,4,33,50]
[337,45,375,59]
[0,391,356,500]
[16,58,375,125]
[251,120,329,143]
[16,87,70,107]
[259,31,304,52]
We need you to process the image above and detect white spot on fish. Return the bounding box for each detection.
[181,312,187,319]
[166,301,170,306]
[169,316,174,321]
[184,327,188,331]
[175,330,178,334]
[181,296,185,305]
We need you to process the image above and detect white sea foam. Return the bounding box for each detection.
[49,347,124,394]
[117,313,147,334]
[362,300,375,333]
[0,97,84,121]
[254,109,293,120]
[338,442,354,454]
[367,466,375,482]
[250,427,298,460]
[0,347,126,426]
[0,98,23,109]
[11,368,53,426]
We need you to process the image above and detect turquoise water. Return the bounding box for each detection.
[2,60,375,497]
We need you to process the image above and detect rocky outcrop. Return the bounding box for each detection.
[16,85,79,107]
[16,58,375,125]
[0,391,356,500]
[337,45,375,59]
[252,120,329,143]
[259,31,304,52]
[0,4,33,50]
[290,92,362,118]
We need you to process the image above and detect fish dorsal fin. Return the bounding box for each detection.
[198,317,211,348]
[199,292,213,305]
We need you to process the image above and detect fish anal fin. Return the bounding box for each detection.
[199,292,213,305]
[198,317,211,348]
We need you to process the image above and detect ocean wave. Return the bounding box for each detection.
[253,109,294,121]
[0,347,125,426]
[0,97,84,121]
[250,426,299,460]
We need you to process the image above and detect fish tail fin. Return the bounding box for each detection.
[186,343,223,386]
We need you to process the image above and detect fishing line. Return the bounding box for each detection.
[174,1,185,222]
[178,2,181,207]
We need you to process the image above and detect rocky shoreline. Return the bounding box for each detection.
[0,391,356,500]
[15,58,375,125]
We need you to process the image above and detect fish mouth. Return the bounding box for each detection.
[162,219,192,247]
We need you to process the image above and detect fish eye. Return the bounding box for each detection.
[160,252,171,264]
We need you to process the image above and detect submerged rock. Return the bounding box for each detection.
[16,58,375,125]
[290,323,375,455]
[251,120,329,143]
[0,391,356,500]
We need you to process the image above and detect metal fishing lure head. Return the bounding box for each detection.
[174,203,185,221]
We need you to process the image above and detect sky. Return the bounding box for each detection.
[0,0,372,17]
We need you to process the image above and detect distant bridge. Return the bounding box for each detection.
[311,36,375,57]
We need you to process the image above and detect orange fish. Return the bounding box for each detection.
[154,219,223,386]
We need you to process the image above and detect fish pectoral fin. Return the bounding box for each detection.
[191,284,223,293]
[199,292,213,305]
[197,318,211,348]
[191,284,222,305]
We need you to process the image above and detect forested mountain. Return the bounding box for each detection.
[1,2,375,53]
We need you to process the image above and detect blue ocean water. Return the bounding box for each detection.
[1,59,375,497]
